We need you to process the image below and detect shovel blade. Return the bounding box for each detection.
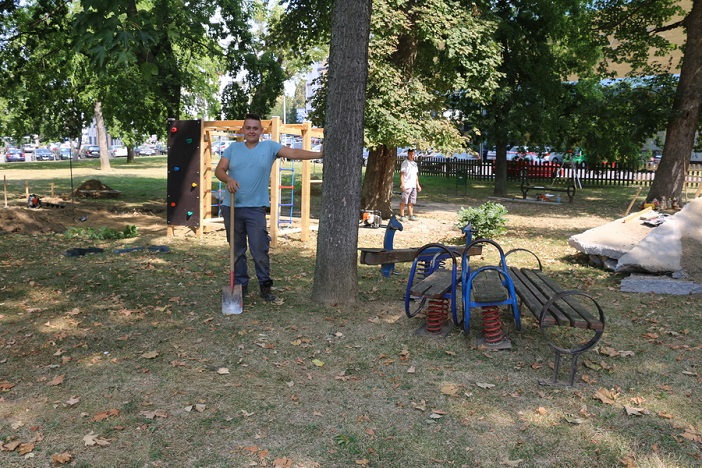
[222,285,243,315]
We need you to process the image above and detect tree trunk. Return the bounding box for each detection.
[94,101,112,171]
[312,0,371,305]
[647,0,702,206]
[127,146,136,163]
[360,145,397,218]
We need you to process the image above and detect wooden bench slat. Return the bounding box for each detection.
[508,267,603,331]
[520,269,582,327]
[409,269,454,298]
[530,270,603,331]
[508,267,562,327]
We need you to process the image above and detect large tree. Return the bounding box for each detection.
[465,0,598,197]
[312,0,371,305]
[595,0,702,206]
[275,0,502,217]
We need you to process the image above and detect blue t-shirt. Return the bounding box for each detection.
[222,139,283,207]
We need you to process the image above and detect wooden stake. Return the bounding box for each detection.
[3,175,7,208]
[623,186,643,217]
[25,180,29,198]
[51,182,55,197]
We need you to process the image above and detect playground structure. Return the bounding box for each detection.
[166,117,323,246]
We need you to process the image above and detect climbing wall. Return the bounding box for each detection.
[167,119,201,227]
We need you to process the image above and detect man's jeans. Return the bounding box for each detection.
[222,206,271,287]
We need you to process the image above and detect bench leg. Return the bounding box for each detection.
[540,350,581,387]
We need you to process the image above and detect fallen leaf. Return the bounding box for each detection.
[624,406,647,416]
[658,411,673,419]
[440,383,460,396]
[140,410,168,419]
[429,412,444,419]
[83,431,110,446]
[141,351,159,359]
[355,459,369,466]
[216,368,230,375]
[583,360,602,371]
[65,397,80,406]
[598,346,619,357]
[564,415,585,425]
[501,458,524,466]
[535,407,547,415]
[620,455,636,468]
[273,457,293,467]
[195,404,206,413]
[682,370,698,376]
[0,381,15,390]
[51,452,73,464]
[18,443,34,455]
[3,441,21,451]
[412,400,427,411]
[593,388,619,405]
[407,366,416,374]
[311,359,325,367]
[680,428,702,443]
[643,332,659,339]
[46,375,65,386]
[531,362,543,369]
[618,350,635,357]
[476,382,495,389]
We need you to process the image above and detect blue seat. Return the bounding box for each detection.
[458,239,521,334]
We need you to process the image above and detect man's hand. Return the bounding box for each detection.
[226,179,240,193]
[417,184,422,192]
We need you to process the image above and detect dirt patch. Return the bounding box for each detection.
[0,203,167,237]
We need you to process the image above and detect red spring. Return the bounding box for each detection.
[426,298,449,334]
[481,306,505,343]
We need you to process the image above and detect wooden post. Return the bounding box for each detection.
[51,182,55,198]
[301,121,313,241]
[25,181,29,199]
[269,117,281,247]
[3,175,7,208]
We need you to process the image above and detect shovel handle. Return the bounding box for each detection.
[230,192,236,288]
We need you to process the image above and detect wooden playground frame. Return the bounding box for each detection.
[167,116,323,246]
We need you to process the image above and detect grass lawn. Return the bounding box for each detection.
[0,159,700,467]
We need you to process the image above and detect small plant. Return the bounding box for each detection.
[64,225,139,240]
[456,201,508,239]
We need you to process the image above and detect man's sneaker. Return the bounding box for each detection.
[409,215,418,221]
[399,216,406,221]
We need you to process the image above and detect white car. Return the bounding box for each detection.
[110,145,128,157]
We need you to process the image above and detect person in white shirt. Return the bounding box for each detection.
[399,149,421,221]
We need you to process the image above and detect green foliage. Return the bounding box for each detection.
[64,225,139,241]
[456,202,508,239]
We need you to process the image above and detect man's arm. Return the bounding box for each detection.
[214,157,239,193]
[277,146,323,161]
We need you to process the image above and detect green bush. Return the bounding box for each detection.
[64,225,139,240]
[456,201,508,239]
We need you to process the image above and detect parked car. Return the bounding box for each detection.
[136,145,157,156]
[59,148,74,160]
[543,149,586,166]
[110,145,128,157]
[34,148,56,161]
[82,145,101,158]
[5,148,25,162]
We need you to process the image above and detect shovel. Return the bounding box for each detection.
[222,192,243,314]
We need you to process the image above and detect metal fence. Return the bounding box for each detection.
[397,157,702,189]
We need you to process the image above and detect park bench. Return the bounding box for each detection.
[519,168,576,203]
[504,248,605,386]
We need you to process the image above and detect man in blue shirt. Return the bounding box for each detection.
[214,113,323,301]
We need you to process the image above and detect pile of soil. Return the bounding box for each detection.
[74,179,121,198]
[0,207,67,234]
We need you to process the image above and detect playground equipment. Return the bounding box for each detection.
[166,117,323,246]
